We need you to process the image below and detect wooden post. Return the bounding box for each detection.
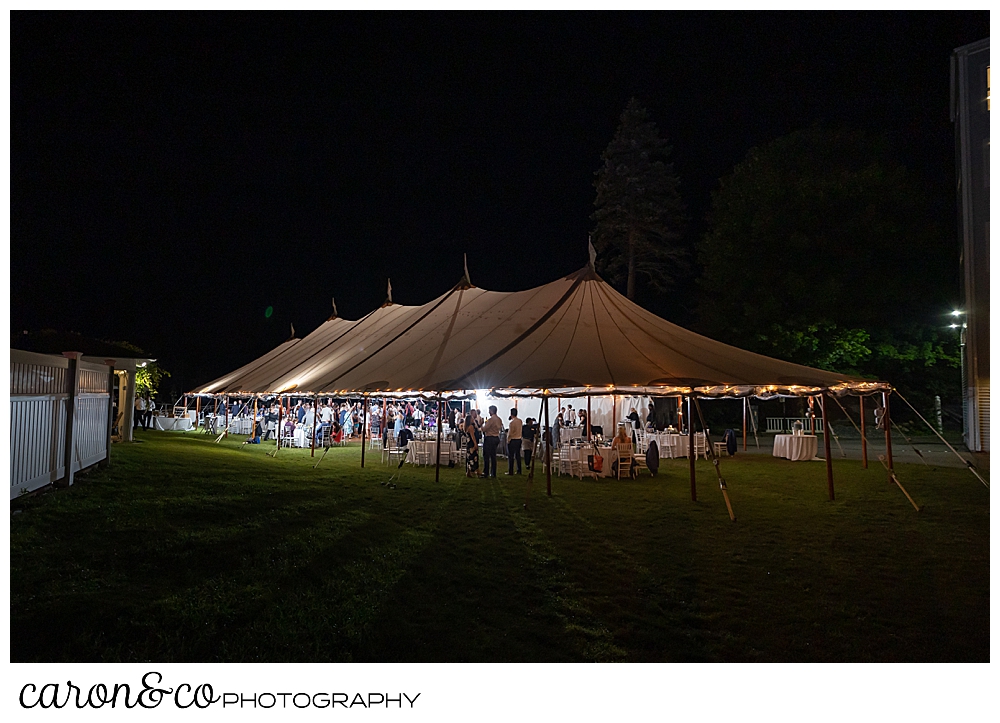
[859,395,868,469]
[545,396,552,497]
[822,393,835,501]
[883,391,894,483]
[434,394,443,482]
[742,397,747,451]
[587,395,592,440]
[361,395,368,468]
[688,396,696,501]
[103,360,115,466]
[677,396,683,432]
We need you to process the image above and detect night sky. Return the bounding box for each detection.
[10,11,989,398]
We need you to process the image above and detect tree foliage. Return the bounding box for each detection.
[696,127,959,411]
[110,340,171,398]
[592,98,686,299]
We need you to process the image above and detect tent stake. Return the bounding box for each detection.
[859,395,868,468]
[883,391,894,484]
[545,394,551,497]
[688,396,696,502]
[361,394,368,469]
[434,393,443,483]
[822,393,835,501]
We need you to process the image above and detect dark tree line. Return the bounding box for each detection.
[592,105,960,420]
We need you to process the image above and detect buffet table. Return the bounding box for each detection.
[772,434,819,461]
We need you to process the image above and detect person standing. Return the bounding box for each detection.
[506,407,523,475]
[522,417,536,470]
[144,395,155,429]
[134,394,145,430]
[481,405,503,478]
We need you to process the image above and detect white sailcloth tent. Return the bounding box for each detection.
[194,266,885,400]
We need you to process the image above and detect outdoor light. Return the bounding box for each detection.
[951,310,965,316]
[949,324,959,328]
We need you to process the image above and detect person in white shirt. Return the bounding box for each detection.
[134,395,145,430]
[506,408,523,475]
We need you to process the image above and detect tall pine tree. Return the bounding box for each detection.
[591,98,686,300]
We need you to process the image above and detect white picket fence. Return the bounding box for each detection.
[10,350,113,499]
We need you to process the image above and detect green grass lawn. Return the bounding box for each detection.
[10,430,989,662]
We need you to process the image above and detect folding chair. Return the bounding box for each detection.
[615,444,633,480]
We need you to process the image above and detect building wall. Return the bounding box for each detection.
[952,38,990,452]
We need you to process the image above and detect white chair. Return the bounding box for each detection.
[694,432,709,460]
[382,435,398,464]
[558,444,573,476]
[615,443,633,480]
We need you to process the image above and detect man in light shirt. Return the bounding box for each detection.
[481,405,503,478]
[506,407,523,475]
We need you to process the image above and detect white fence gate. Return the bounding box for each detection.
[10,350,113,499]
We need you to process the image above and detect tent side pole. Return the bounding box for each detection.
[196,396,201,430]
[587,395,591,440]
[224,395,229,439]
[434,393,443,483]
[688,396,696,502]
[253,396,258,442]
[822,393,835,500]
[361,395,368,469]
[311,395,317,457]
[276,397,282,454]
[883,391,894,483]
[743,397,747,451]
[545,396,551,497]
[859,396,868,468]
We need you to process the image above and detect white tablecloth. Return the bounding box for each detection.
[772,434,819,461]
[649,432,705,458]
[154,416,194,432]
[405,440,454,465]
[560,445,625,478]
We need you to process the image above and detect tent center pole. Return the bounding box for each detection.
[822,393,835,501]
[311,395,317,457]
[688,395,696,502]
[361,395,368,468]
[742,397,747,451]
[883,391,894,483]
[859,396,868,469]
[545,395,552,497]
[434,394,444,483]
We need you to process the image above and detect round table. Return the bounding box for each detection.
[772,434,819,461]
[153,416,194,432]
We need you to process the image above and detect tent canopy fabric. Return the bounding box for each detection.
[191,267,887,398]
